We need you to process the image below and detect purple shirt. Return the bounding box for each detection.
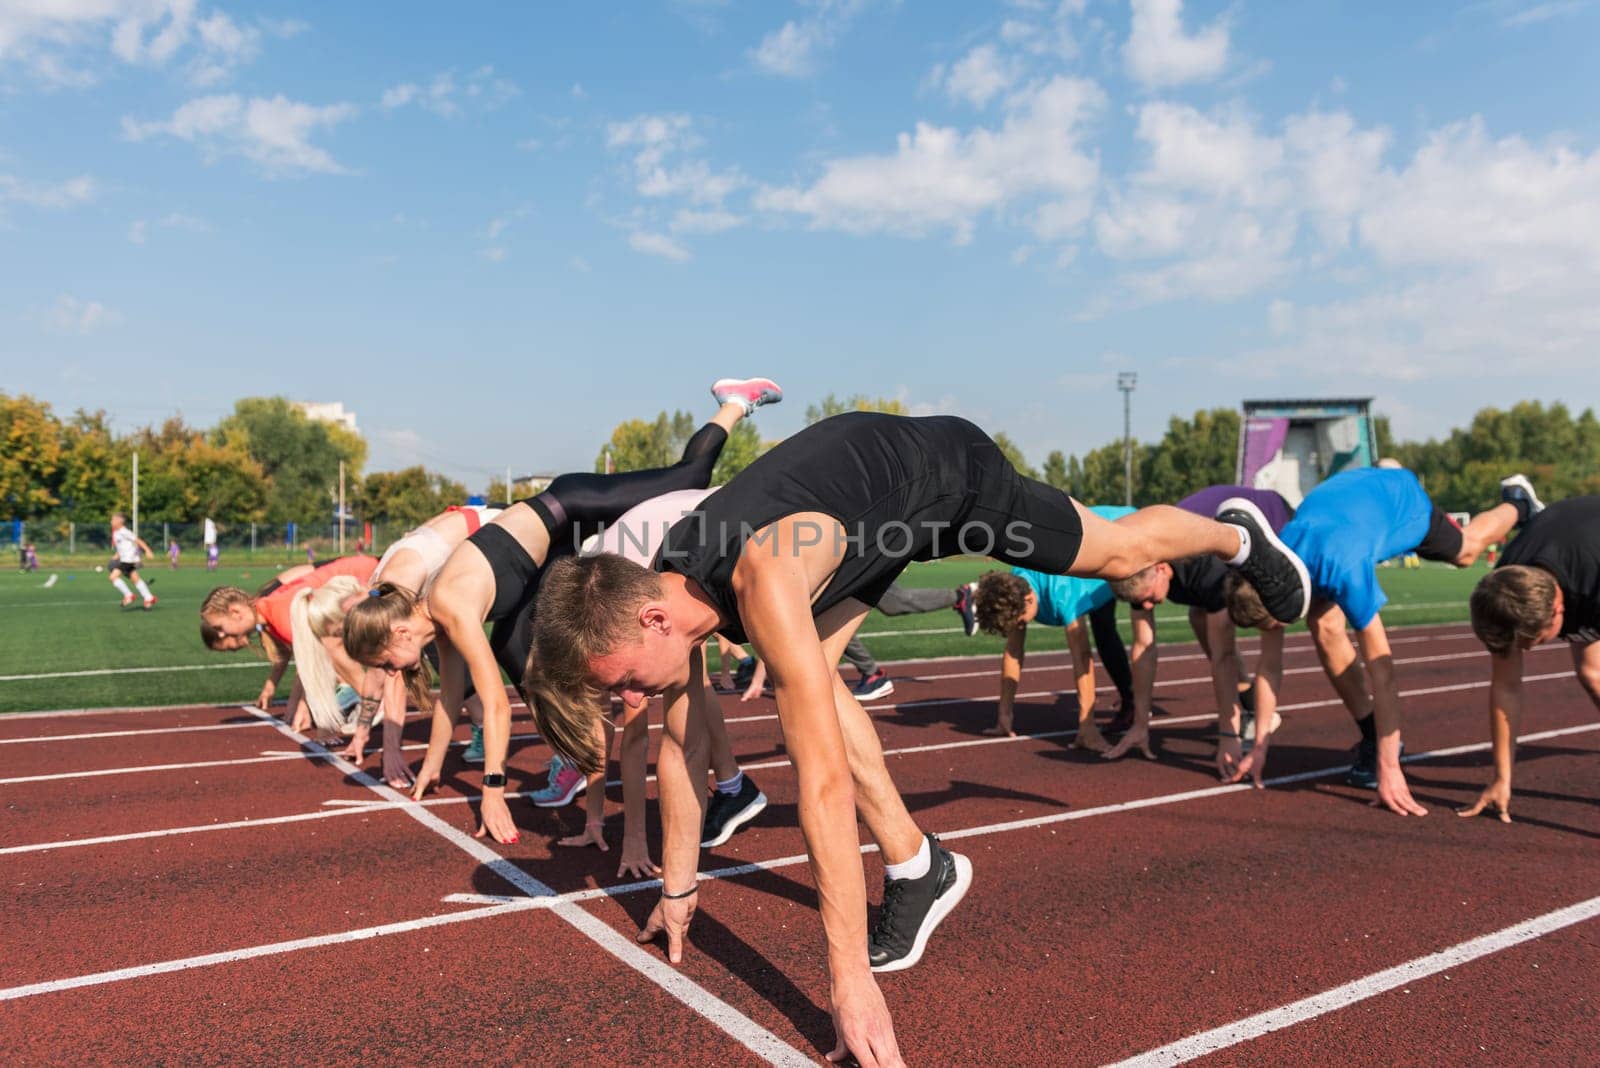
[1177,485,1294,533]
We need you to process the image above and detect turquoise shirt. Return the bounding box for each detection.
[1014,505,1135,626]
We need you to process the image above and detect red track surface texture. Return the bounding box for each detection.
[3,622,1597,1065]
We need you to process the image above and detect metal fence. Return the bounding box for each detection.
[7,519,397,563]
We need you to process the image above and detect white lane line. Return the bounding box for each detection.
[443,893,522,906]
[0,663,265,682]
[0,752,306,785]
[1105,894,1600,1067]
[249,710,813,1067]
[6,716,1591,1005]
[0,721,274,745]
[0,900,548,1001]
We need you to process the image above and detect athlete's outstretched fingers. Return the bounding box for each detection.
[1457,782,1513,823]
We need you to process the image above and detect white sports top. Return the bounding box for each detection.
[582,488,717,566]
[113,526,141,564]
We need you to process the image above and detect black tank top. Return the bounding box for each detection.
[655,413,995,642]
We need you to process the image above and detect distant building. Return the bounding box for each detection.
[295,401,359,434]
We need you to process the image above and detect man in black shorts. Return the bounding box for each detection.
[1224,468,1533,816]
[526,411,1309,1068]
[1460,492,1600,823]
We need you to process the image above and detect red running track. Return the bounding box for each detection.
[2,622,1596,1065]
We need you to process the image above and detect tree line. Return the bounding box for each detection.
[7,390,1597,537]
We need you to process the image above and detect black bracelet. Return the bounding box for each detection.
[661,883,700,900]
[1216,730,1241,738]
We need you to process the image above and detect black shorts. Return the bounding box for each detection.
[109,558,140,575]
[1414,506,1464,564]
[467,524,544,622]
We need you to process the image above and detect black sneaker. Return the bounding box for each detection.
[1216,497,1311,624]
[853,669,895,701]
[732,656,757,691]
[868,833,972,973]
[953,582,979,638]
[1499,474,1545,525]
[701,774,768,848]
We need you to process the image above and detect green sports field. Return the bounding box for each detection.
[0,558,1488,714]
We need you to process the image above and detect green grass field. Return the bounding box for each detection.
[0,558,1488,715]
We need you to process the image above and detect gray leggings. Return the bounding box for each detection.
[842,583,958,676]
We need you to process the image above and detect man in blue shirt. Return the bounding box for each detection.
[1225,468,1534,817]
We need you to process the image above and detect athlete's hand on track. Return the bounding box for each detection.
[1457,778,1512,823]
[338,724,371,763]
[1226,740,1269,788]
[1215,736,1243,780]
[617,837,661,880]
[255,682,276,710]
[410,763,440,801]
[1102,724,1154,761]
[558,820,608,852]
[638,892,696,963]
[826,973,904,1068]
[474,790,520,844]
[1073,721,1110,752]
[1375,763,1428,816]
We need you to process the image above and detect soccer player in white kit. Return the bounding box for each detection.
[108,514,157,609]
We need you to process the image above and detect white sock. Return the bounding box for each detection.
[884,836,931,882]
[715,770,744,796]
[135,579,153,600]
[1225,525,1252,567]
[112,577,132,598]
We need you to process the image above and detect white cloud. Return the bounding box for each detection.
[479,246,507,262]
[670,208,745,234]
[127,210,210,243]
[750,0,870,78]
[1499,1,1591,27]
[607,112,746,212]
[122,93,357,176]
[0,172,97,209]
[629,231,691,261]
[380,66,519,118]
[0,2,275,87]
[756,76,1105,244]
[44,294,118,335]
[1123,0,1230,89]
[943,44,1020,108]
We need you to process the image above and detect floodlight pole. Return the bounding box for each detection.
[1117,372,1138,507]
[338,460,346,554]
[132,451,140,537]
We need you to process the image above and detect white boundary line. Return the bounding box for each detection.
[243,709,813,1066]
[0,721,274,745]
[1105,894,1600,1067]
[0,662,264,682]
[6,717,1593,1007]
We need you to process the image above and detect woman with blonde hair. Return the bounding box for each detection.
[199,554,378,732]
[343,377,781,845]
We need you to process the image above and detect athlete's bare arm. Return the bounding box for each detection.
[1357,614,1427,817]
[1104,608,1157,760]
[987,625,1027,737]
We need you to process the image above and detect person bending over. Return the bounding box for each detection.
[342,378,780,846]
[1225,470,1530,815]
[1460,492,1600,823]
[526,411,1309,1068]
[971,507,1136,747]
[1105,485,1294,772]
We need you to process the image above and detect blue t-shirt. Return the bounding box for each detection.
[1280,469,1433,629]
[1015,505,1134,627]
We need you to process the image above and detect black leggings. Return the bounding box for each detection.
[529,422,729,557]
[1087,599,1134,699]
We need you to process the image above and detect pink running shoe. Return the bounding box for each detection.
[711,377,783,414]
[120,594,135,608]
[143,596,158,611]
[530,754,587,808]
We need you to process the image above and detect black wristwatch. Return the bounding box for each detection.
[481,772,508,788]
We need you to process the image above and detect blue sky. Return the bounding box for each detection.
[4,0,1599,490]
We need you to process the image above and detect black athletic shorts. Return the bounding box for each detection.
[1414,506,1464,564]
[108,558,140,575]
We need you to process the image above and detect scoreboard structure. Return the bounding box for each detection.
[1237,397,1379,507]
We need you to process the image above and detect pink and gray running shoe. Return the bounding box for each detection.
[711,377,783,414]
